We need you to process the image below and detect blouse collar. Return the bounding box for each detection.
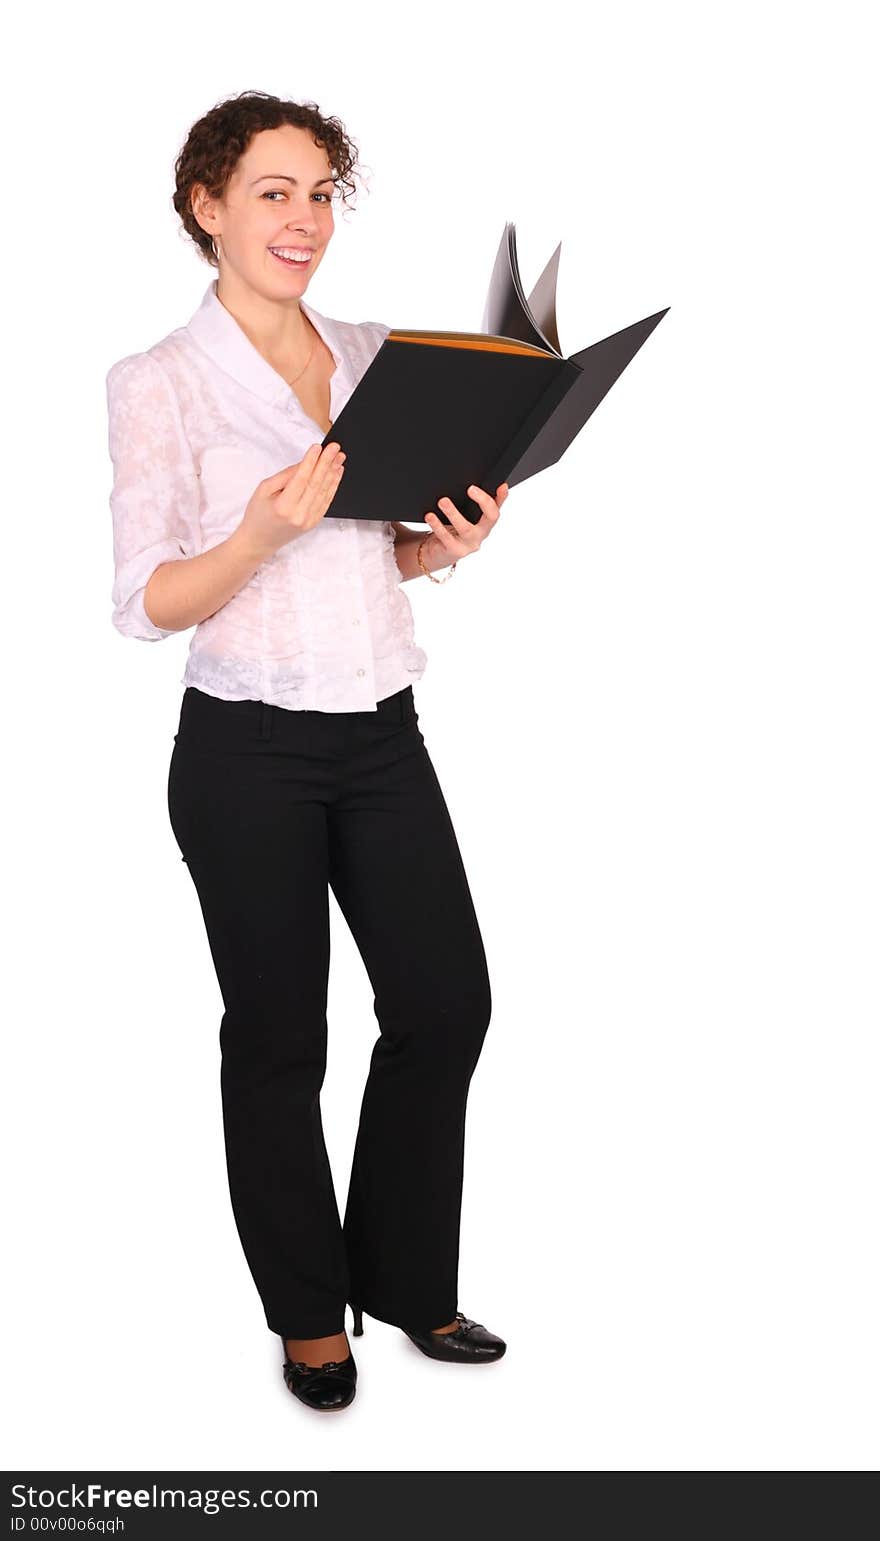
[184,278,349,411]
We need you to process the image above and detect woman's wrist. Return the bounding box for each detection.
[420,533,454,573]
[391,525,454,582]
[416,531,457,583]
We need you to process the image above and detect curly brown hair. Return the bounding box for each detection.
[172,90,363,267]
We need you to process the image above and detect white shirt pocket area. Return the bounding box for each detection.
[197,442,281,549]
[106,352,202,641]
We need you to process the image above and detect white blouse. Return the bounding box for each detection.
[105,279,427,712]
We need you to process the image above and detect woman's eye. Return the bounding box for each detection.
[262,190,331,202]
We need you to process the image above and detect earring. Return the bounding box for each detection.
[211,236,220,262]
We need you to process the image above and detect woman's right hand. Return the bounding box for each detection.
[238,442,347,560]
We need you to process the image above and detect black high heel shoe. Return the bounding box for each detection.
[280,1337,357,1411]
[351,1305,505,1363]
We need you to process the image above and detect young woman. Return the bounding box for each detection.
[106,91,510,1413]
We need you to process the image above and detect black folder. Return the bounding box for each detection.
[321,222,669,525]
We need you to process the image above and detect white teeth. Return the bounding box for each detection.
[269,247,312,261]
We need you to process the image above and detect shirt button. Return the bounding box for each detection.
[352,618,360,626]
[356,668,365,677]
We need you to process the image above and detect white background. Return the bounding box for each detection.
[5,0,878,1472]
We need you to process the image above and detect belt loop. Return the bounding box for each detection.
[260,700,274,740]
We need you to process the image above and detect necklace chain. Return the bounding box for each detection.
[286,331,318,387]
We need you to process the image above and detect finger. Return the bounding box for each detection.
[436,495,473,538]
[468,480,502,517]
[312,445,346,488]
[466,484,501,525]
[301,453,346,522]
[425,506,465,545]
[306,442,345,484]
[268,445,334,507]
[471,483,499,527]
[297,443,343,493]
[263,443,326,490]
[280,444,343,516]
[305,449,346,514]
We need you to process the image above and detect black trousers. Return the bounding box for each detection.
[166,684,492,1340]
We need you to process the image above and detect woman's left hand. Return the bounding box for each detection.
[424,482,510,560]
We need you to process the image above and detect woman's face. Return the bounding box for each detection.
[196,123,337,296]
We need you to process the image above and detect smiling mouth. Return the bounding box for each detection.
[268,248,314,269]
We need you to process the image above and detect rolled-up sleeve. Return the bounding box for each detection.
[106,351,201,640]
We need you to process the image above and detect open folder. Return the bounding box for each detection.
[321,222,669,525]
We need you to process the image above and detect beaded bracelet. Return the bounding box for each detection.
[417,532,457,584]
